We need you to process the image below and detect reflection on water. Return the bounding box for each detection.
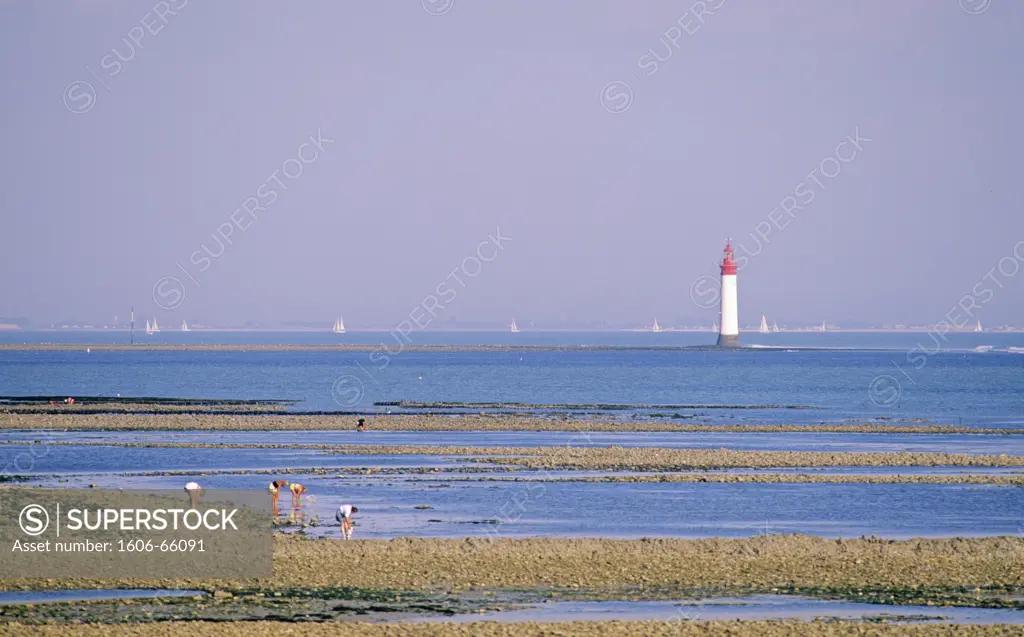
[3,430,1022,455]
[428,596,1024,625]
[9,429,1022,541]
[0,444,456,474]
[31,469,1023,540]
[0,590,204,605]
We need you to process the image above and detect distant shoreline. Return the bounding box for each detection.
[2,327,1021,333]
[0,343,924,352]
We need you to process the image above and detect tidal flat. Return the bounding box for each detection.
[9,440,1020,469]
[6,620,1024,636]
[3,537,1023,632]
[4,535,1022,591]
[1,539,1020,629]
[4,412,1023,435]
[4,411,1023,630]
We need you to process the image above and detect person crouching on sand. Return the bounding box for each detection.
[289,482,308,508]
[184,481,204,509]
[268,480,289,516]
[336,504,358,539]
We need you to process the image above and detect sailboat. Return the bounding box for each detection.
[151,318,160,333]
[819,320,826,332]
[772,321,780,333]
[759,315,769,333]
[510,317,520,333]
[652,317,662,333]
[974,320,983,333]
[181,320,189,332]
[145,320,153,335]
[712,321,718,332]
[332,317,346,334]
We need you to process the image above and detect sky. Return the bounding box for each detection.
[0,1,1022,328]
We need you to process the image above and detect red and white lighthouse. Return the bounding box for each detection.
[717,241,740,348]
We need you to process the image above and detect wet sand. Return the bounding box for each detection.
[52,462,1013,485]
[5,535,1021,591]
[78,464,1024,485]
[6,440,1020,469]
[4,620,1023,636]
[3,412,1020,434]
[460,446,1024,470]
[484,473,1024,485]
[262,535,1024,591]
[4,415,1021,631]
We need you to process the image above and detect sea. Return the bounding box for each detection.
[3,330,1023,540]
[1,330,1022,426]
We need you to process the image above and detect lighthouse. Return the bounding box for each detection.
[717,241,740,348]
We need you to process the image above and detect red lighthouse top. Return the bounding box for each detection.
[720,241,737,275]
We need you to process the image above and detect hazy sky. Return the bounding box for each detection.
[1,1,1021,327]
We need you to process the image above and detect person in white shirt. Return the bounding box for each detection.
[184,481,204,509]
[268,480,289,517]
[336,504,358,539]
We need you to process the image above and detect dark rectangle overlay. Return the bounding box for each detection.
[1,489,272,578]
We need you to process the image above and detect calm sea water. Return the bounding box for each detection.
[5,328,1024,349]
[5,331,1020,541]
[8,432,1022,539]
[31,466,1021,540]
[5,431,1022,456]
[1,331,1023,425]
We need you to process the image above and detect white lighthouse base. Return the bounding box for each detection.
[717,333,741,348]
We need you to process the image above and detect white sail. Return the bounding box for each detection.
[772,321,780,333]
[510,317,519,333]
[332,317,346,333]
[759,315,769,333]
[181,320,189,332]
[151,318,160,332]
[652,317,662,332]
[974,320,983,332]
[819,320,826,332]
[145,320,152,335]
[712,321,718,331]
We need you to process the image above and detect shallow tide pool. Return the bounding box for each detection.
[0,590,204,605]
[427,596,1024,625]
[27,469,1021,540]
[4,429,1022,455]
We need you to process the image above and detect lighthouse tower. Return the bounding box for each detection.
[717,241,740,348]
